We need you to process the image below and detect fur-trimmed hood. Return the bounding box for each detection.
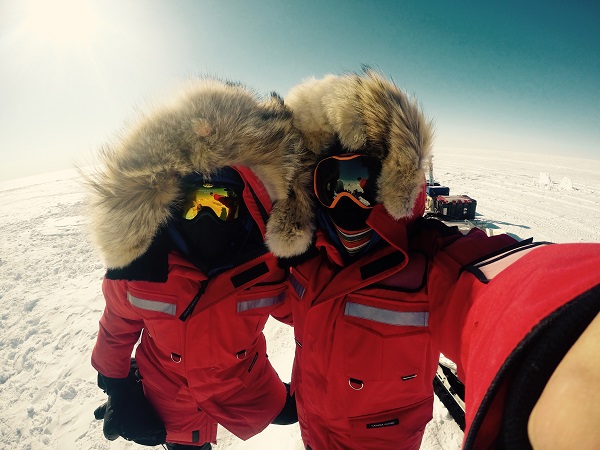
[84,77,314,269]
[284,69,433,222]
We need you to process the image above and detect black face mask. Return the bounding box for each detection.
[175,206,262,274]
[170,167,267,274]
[327,195,372,231]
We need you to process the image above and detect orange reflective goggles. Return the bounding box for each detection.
[313,154,381,209]
[181,184,241,222]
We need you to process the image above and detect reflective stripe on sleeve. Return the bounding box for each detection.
[237,292,285,313]
[127,292,177,315]
[345,302,428,327]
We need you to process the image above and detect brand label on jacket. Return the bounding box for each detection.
[366,418,400,429]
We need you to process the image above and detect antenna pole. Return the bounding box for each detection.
[429,162,434,186]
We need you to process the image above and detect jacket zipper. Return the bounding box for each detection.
[179,279,209,321]
[178,249,275,321]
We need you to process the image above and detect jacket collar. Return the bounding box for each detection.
[316,203,411,267]
[234,165,272,239]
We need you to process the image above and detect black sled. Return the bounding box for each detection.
[433,360,466,431]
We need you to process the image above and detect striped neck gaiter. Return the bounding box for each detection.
[333,224,374,257]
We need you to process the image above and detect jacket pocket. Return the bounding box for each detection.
[126,286,179,344]
[127,287,178,318]
[208,337,267,393]
[209,283,287,359]
[341,297,429,382]
[348,396,433,446]
[236,283,286,318]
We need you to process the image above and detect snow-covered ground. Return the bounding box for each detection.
[431,148,600,243]
[1,149,598,450]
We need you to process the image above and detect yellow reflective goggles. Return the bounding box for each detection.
[181,184,241,222]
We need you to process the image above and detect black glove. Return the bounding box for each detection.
[95,360,167,446]
[271,383,298,425]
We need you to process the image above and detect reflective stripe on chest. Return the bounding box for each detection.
[345,302,429,326]
[127,292,177,315]
[237,292,285,312]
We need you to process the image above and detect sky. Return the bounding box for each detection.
[0,0,599,181]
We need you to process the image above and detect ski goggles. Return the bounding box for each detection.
[181,184,241,222]
[314,154,381,209]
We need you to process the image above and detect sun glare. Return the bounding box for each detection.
[21,0,101,50]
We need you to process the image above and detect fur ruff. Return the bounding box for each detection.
[84,78,314,269]
[285,70,434,221]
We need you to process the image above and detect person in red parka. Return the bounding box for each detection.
[83,78,311,448]
[268,70,600,450]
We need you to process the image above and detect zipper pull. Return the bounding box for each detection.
[179,279,208,321]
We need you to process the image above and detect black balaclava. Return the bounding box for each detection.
[169,167,264,276]
[318,198,381,261]
[315,145,382,260]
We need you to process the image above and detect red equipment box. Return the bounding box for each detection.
[436,195,477,220]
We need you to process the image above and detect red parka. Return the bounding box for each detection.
[84,78,313,446]
[288,204,600,449]
[92,251,289,444]
[91,167,293,445]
